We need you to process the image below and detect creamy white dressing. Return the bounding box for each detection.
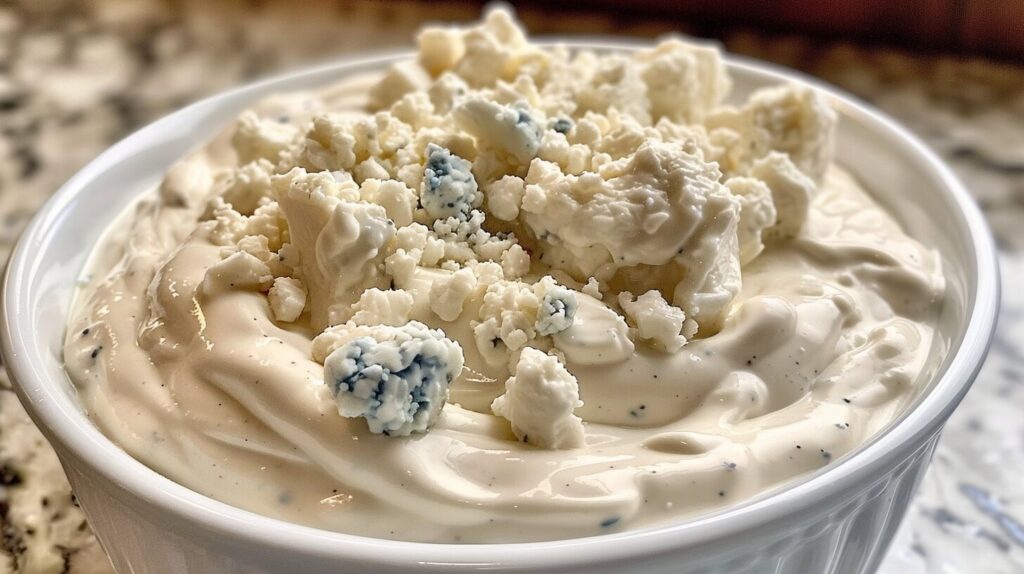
[64,11,945,543]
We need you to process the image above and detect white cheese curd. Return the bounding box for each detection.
[491,347,585,449]
[429,267,477,321]
[267,276,307,323]
[618,290,693,353]
[65,8,946,543]
[350,288,413,326]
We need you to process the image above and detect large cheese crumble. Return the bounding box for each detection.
[65,9,945,542]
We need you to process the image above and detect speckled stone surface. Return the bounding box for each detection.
[0,1,1021,572]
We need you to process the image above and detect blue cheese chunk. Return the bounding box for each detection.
[319,322,464,436]
[421,144,481,219]
[535,283,578,336]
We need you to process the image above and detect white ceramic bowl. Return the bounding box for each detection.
[0,42,1000,574]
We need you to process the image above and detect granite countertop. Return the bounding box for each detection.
[1,1,1022,572]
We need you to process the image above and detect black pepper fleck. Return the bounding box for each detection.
[0,465,23,486]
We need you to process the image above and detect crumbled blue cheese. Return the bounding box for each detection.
[484,175,525,221]
[518,139,747,330]
[384,223,446,288]
[274,168,396,330]
[232,111,299,164]
[749,152,815,241]
[576,55,652,125]
[500,243,530,279]
[212,159,274,215]
[427,72,469,114]
[353,157,392,182]
[618,290,694,353]
[581,277,602,300]
[471,275,576,367]
[453,99,543,165]
[451,9,534,88]
[350,288,414,326]
[233,234,290,278]
[369,59,432,111]
[280,9,832,344]
[430,268,479,321]
[268,277,307,322]
[201,251,273,296]
[318,322,464,436]
[359,179,417,228]
[432,209,486,244]
[535,283,578,336]
[635,39,732,124]
[706,84,836,183]
[421,144,481,219]
[491,348,585,449]
[725,176,777,264]
[417,27,465,76]
[207,196,286,250]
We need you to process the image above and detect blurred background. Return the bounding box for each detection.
[0,1,1022,573]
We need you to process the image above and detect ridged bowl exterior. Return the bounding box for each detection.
[55,432,943,574]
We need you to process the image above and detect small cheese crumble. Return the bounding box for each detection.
[619,290,695,353]
[201,251,272,296]
[536,283,578,336]
[471,275,578,366]
[268,277,307,322]
[430,268,479,321]
[491,347,585,449]
[421,144,481,219]
[350,288,414,326]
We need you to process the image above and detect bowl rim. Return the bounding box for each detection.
[0,39,1000,569]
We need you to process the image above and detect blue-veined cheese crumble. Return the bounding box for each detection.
[421,144,481,219]
[317,322,463,435]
